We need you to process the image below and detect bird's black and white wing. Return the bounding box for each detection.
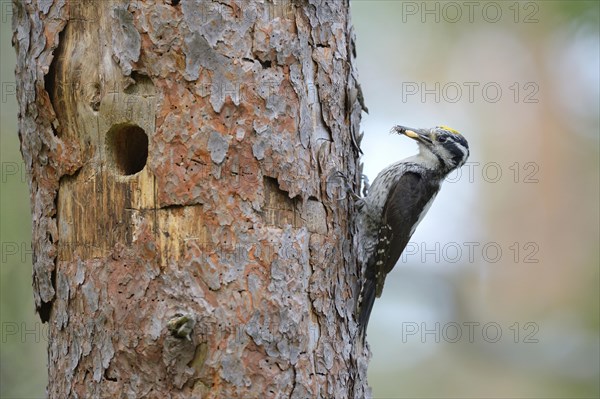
[358,170,440,333]
[379,171,440,282]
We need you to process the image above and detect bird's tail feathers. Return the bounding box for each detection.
[357,278,377,341]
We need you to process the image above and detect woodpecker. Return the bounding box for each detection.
[356,125,470,337]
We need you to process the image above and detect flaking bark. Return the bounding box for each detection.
[13,0,369,397]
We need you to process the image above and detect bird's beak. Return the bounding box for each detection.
[392,125,433,144]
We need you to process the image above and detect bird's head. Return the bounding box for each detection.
[393,125,470,173]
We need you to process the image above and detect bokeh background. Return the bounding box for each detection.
[1,1,599,398]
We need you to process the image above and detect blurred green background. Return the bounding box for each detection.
[1,1,599,398]
[352,1,599,398]
[1,1,49,397]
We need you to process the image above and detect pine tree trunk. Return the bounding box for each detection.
[13,0,368,397]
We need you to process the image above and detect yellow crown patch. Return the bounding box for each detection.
[438,125,461,135]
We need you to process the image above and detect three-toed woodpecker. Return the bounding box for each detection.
[356,125,470,337]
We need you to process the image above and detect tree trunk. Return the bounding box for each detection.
[13,0,368,397]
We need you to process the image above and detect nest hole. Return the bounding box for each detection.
[106,124,148,176]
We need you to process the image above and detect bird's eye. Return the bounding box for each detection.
[438,136,447,143]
